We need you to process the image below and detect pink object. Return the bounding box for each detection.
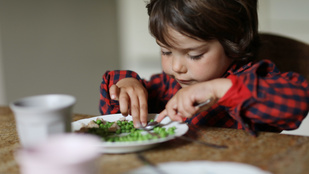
[16,134,102,174]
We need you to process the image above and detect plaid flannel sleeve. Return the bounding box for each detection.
[218,60,309,134]
[99,70,143,115]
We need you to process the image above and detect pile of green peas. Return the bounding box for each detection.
[85,119,176,142]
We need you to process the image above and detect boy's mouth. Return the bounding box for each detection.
[176,78,194,85]
[168,75,195,86]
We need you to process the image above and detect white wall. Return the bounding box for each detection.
[0,0,120,115]
[258,0,309,44]
[117,0,161,79]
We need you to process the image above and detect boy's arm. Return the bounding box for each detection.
[218,60,309,134]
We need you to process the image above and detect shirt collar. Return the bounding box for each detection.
[223,61,254,77]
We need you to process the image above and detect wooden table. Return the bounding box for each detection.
[1,106,309,174]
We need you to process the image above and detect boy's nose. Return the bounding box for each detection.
[172,56,187,73]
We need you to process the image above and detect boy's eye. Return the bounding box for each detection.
[189,53,204,60]
[161,51,172,56]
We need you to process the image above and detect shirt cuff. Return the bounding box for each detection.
[218,75,252,108]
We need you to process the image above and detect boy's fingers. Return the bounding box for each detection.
[119,91,130,116]
[166,105,184,122]
[109,84,120,100]
[157,109,167,122]
[157,109,183,123]
[129,95,140,127]
[139,96,148,127]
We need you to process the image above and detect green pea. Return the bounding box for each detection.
[167,130,175,135]
[167,127,176,135]
[146,134,153,139]
[116,129,121,134]
[159,132,168,138]
[96,119,102,124]
[125,125,130,130]
[106,122,112,127]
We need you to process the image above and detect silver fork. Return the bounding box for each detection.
[142,98,213,130]
[194,98,213,108]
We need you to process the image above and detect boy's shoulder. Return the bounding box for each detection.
[229,59,278,75]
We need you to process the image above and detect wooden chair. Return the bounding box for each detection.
[257,33,309,81]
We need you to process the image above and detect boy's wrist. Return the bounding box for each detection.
[210,78,233,99]
[217,75,252,108]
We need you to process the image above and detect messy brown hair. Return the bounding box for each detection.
[146,0,259,62]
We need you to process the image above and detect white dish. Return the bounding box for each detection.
[72,114,188,153]
[126,161,272,174]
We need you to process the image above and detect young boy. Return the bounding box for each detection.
[99,0,309,135]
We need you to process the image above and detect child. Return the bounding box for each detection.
[99,0,309,135]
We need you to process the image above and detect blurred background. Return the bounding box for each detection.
[0,0,309,115]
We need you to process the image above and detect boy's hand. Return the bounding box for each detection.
[109,78,148,127]
[157,78,232,122]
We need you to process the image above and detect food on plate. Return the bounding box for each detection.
[75,117,176,142]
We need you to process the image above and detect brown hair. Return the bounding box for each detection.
[146,0,259,61]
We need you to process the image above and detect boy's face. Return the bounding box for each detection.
[158,28,233,88]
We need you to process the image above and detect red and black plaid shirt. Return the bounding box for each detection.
[99,60,309,134]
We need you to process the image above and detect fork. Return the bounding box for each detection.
[142,98,213,130]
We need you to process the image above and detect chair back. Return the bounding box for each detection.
[257,33,309,81]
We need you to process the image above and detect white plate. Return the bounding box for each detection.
[126,161,272,174]
[72,114,188,153]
